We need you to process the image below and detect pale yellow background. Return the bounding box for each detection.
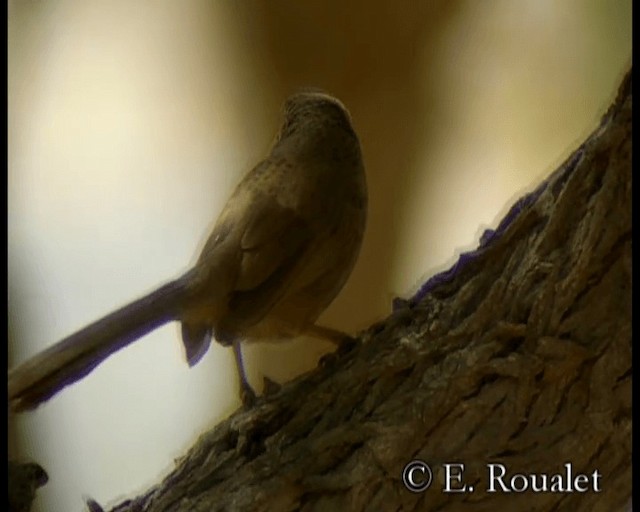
[8,2,631,510]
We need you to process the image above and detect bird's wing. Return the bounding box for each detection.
[225,190,313,328]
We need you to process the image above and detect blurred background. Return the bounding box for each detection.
[8,1,631,510]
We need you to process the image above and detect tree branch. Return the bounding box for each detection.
[105,69,631,512]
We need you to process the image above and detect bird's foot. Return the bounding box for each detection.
[318,335,360,368]
[240,383,257,408]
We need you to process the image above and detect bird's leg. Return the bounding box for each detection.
[232,340,256,407]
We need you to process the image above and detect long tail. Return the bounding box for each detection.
[8,274,197,412]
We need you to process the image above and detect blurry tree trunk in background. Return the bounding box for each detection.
[105,70,630,512]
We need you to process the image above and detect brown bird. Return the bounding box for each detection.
[8,91,367,411]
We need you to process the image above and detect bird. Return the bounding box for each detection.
[8,91,367,411]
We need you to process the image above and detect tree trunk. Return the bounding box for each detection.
[106,70,631,512]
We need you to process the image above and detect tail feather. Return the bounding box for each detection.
[8,274,197,412]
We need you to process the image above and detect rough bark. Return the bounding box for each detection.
[105,70,631,512]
